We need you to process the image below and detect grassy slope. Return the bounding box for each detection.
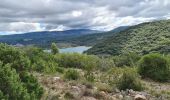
[86,20,170,55]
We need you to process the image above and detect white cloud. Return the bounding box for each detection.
[49,25,69,31]
[0,0,170,33]
[72,11,82,17]
[0,22,44,33]
[9,22,43,32]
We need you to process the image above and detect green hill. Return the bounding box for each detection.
[67,26,129,46]
[86,19,170,55]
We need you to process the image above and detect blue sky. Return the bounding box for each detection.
[0,0,170,34]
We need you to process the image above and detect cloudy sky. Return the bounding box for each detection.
[0,0,170,34]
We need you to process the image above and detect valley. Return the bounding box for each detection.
[0,18,170,100]
[1,0,170,100]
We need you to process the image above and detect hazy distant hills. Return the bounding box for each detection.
[0,26,128,48]
[0,29,100,48]
[86,19,170,56]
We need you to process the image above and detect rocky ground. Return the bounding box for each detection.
[34,73,170,100]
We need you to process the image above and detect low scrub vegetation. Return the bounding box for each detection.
[54,53,100,70]
[0,44,43,100]
[0,43,170,99]
[117,68,143,91]
[64,69,80,80]
[112,52,141,67]
[138,53,170,82]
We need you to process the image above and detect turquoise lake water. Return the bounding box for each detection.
[60,46,91,53]
[44,46,91,54]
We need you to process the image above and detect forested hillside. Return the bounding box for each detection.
[86,20,170,55]
[67,26,128,46]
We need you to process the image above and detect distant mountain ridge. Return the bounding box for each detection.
[86,19,170,55]
[0,26,128,48]
[0,29,100,48]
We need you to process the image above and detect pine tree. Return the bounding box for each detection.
[51,43,59,54]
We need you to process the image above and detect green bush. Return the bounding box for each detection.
[56,67,64,73]
[20,72,44,99]
[112,52,141,67]
[117,68,143,91]
[24,46,58,73]
[96,83,113,93]
[84,72,95,82]
[0,90,8,100]
[55,53,100,70]
[64,92,74,99]
[138,53,170,82]
[106,67,123,85]
[0,62,31,100]
[32,58,58,73]
[0,43,31,71]
[0,44,45,99]
[64,69,80,80]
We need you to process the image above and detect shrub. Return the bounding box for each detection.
[0,43,31,71]
[117,68,143,91]
[32,58,57,73]
[55,53,117,72]
[82,81,93,89]
[105,67,123,85]
[0,62,31,100]
[0,90,8,100]
[96,83,113,93]
[55,53,100,70]
[25,46,58,73]
[138,53,170,82]
[56,67,64,73]
[0,44,44,99]
[84,72,95,82]
[20,72,44,99]
[64,92,74,99]
[112,52,141,67]
[64,69,80,80]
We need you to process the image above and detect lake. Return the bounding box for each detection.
[60,46,91,53]
[44,46,91,54]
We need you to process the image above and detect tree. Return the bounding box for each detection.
[51,43,59,54]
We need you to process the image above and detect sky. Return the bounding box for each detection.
[0,0,170,34]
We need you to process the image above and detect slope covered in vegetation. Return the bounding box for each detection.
[67,26,129,46]
[0,43,170,100]
[86,19,170,55]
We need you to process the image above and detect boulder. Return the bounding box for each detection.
[134,94,146,100]
[115,94,123,100]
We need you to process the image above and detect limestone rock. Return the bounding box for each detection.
[134,94,146,100]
